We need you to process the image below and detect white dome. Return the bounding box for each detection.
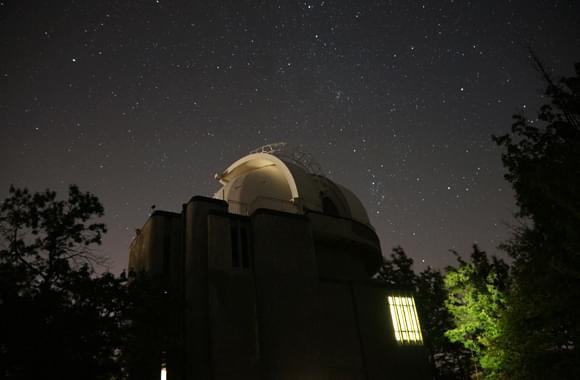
[213,152,371,226]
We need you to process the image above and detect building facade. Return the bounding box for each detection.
[129,146,430,380]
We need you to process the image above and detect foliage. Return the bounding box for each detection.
[0,185,163,380]
[119,271,171,380]
[416,267,472,379]
[492,60,580,379]
[369,59,580,380]
[376,246,416,288]
[377,246,471,379]
[444,245,509,379]
[0,185,107,287]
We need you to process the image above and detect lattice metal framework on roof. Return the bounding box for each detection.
[250,142,323,176]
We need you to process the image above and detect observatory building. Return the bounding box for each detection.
[129,144,430,380]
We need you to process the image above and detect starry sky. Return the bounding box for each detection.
[1,0,579,273]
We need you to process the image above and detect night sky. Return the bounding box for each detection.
[2,0,579,273]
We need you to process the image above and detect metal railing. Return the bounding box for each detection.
[226,196,302,216]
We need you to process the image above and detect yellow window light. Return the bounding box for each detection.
[388,295,423,344]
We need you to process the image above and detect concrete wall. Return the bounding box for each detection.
[207,213,261,380]
[128,211,181,274]
[353,283,431,380]
[251,210,323,380]
[309,212,382,280]
[129,198,430,380]
[182,197,228,380]
[128,211,181,380]
[318,281,366,379]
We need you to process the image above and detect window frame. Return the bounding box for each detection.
[387,295,424,345]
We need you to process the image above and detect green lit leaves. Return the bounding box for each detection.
[444,246,508,378]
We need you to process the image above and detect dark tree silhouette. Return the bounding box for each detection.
[120,271,173,380]
[377,247,471,379]
[493,60,580,379]
[376,246,416,288]
[0,186,140,380]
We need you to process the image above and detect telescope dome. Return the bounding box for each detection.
[213,144,371,227]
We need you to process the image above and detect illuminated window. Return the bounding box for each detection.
[388,295,423,344]
[160,367,166,380]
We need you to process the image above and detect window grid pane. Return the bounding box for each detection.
[387,295,423,344]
